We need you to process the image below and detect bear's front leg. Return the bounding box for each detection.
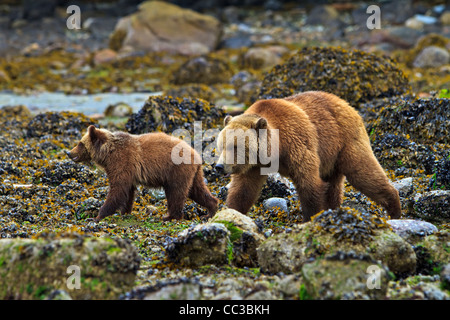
[95,184,129,222]
[226,168,268,215]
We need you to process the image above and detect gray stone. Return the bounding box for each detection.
[413,46,450,68]
[263,197,289,213]
[387,219,438,244]
[392,177,414,198]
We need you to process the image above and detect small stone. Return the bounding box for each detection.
[392,177,414,198]
[263,197,289,213]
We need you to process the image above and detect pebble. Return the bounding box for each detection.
[263,197,289,213]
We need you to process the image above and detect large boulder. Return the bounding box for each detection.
[0,236,141,299]
[109,1,222,56]
[166,208,265,268]
[257,207,416,275]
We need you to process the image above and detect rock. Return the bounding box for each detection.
[440,11,450,25]
[0,237,140,299]
[104,102,133,118]
[93,48,117,66]
[392,177,414,198]
[276,274,301,298]
[109,1,222,55]
[301,252,390,300]
[263,197,289,213]
[34,160,96,187]
[258,173,294,202]
[210,208,265,267]
[388,219,438,244]
[165,223,230,267]
[382,0,414,25]
[168,55,234,85]
[413,190,450,223]
[164,84,216,102]
[367,27,423,50]
[413,46,450,68]
[258,47,411,107]
[416,230,450,266]
[388,274,449,300]
[305,5,342,27]
[405,17,424,30]
[369,97,450,146]
[239,46,286,70]
[257,207,416,275]
[429,154,450,190]
[125,96,224,134]
[26,111,97,138]
[122,278,202,300]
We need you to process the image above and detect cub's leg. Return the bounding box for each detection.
[188,167,219,218]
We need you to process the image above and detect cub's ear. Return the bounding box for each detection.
[254,117,268,130]
[88,125,107,145]
[224,115,232,126]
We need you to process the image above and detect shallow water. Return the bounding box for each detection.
[0,92,162,115]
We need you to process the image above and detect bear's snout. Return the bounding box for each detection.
[66,150,79,162]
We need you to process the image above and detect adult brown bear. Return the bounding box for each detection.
[215,91,401,222]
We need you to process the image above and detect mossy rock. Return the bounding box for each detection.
[257,207,416,275]
[0,236,140,299]
[258,47,411,107]
[301,252,390,300]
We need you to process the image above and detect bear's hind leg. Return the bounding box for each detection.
[188,167,219,218]
[340,148,401,219]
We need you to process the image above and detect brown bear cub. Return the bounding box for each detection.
[215,91,401,222]
[67,125,218,222]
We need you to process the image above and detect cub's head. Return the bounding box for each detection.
[215,114,268,175]
[67,125,111,164]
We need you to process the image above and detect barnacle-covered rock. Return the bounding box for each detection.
[257,207,416,275]
[429,153,450,190]
[258,47,411,107]
[369,97,450,145]
[33,160,97,186]
[165,223,230,267]
[168,54,234,85]
[0,236,140,299]
[26,111,96,138]
[372,133,437,174]
[412,190,450,223]
[125,95,224,134]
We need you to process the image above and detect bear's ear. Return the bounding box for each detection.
[253,117,268,130]
[88,125,107,145]
[224,115,232,126]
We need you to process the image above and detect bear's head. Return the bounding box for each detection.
[216,114,270,175]
[67,125,111,164]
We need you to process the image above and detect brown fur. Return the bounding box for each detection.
[217,91,401,221]
[68,125,218,222]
